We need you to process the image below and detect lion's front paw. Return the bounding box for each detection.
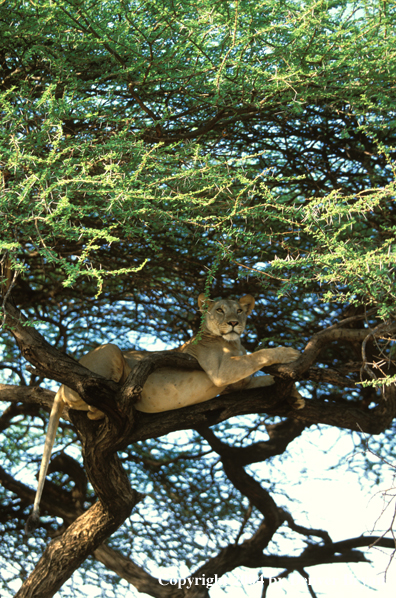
[276,347,300,363]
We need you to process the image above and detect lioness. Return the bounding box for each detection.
[30,294,303,523]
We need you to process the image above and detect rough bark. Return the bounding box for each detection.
[15,501,138,598]
[15,398,141,597]
[0,384,59,417]
[130,384,396,440]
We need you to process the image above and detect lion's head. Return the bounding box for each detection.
[198,294,255,341]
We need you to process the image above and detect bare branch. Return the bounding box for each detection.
[283,511,332,545]
[0,383,57,414]
[267,323,396,380]
[297,569,318,598]
[94,545,178,598]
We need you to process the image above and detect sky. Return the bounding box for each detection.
[51,424,396,598]
[161,428,396,598]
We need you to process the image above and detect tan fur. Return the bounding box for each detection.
[31,295,304,522]
[125,294,302,412]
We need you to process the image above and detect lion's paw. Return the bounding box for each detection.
[277,347,300,363]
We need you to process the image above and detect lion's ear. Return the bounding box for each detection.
[238,295,255,315]
[198,293,213,312]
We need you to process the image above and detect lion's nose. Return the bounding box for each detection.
[228,321,238,327]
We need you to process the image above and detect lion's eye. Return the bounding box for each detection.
[237,309,243,314]
[216,308,224,314]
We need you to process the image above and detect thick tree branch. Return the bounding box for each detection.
[130,382,396,441]
[0,383,58,415]
[0,464,80,525]
[302,366,357,387]
[15,499,140,598]
[2,377,394,448]
[268,322,396,379]
[120,351,203,403]
[3,302,123,423]
[94,545,178,598]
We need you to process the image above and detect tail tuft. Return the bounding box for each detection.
[24,510,40,536]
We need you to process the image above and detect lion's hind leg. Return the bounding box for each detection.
[77,344,131,419]
[59,344,131,419]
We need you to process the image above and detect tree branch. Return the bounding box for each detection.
[3,302,123,423]
[268,323,396,379]
[0,383,58,415]
[196,418,305,467]
[16,500,140,598]
[94,545,177,598]
[130,382,396,441]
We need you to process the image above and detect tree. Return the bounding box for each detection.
[1,0,396,596]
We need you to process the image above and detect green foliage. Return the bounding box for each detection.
[2,0,395,307]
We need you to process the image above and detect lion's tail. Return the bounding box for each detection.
[25,390,64,534]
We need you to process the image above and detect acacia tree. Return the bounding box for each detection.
[1,0,396,596]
